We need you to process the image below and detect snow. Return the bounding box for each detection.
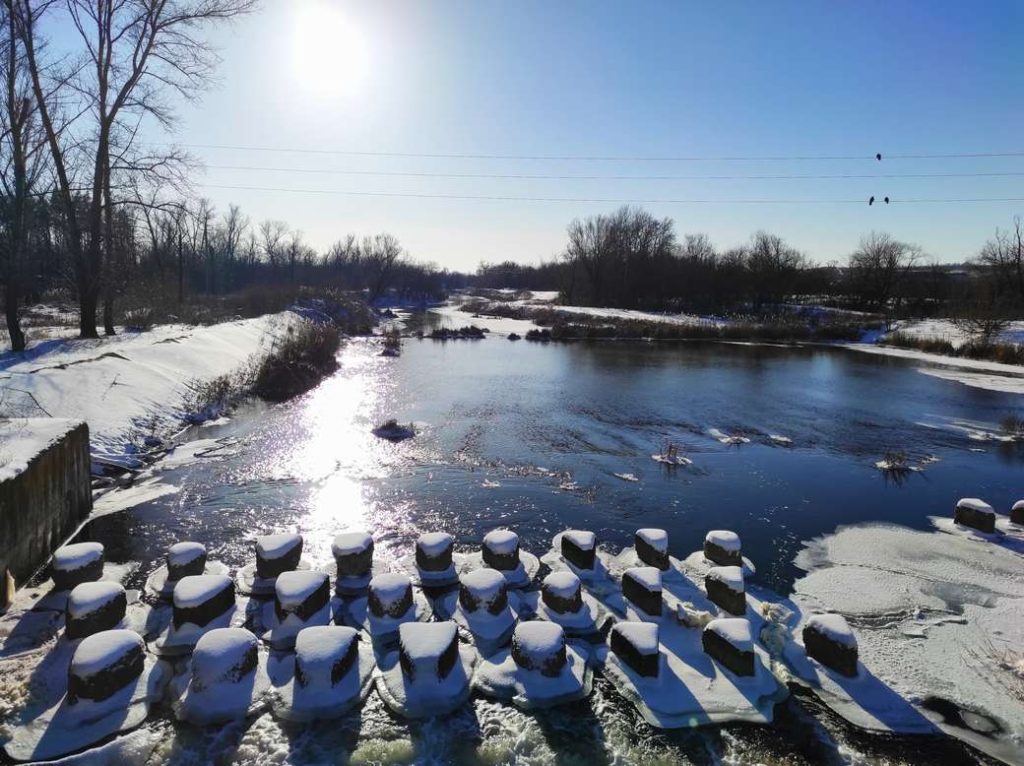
[483,529,519,555]
[417,532,453,557]
[792,522,1024,761]
[513,621,562,658]
[53,542,104,571]
[190,628,257,686]
[624,567,662,592]
[1014,500,1024,513]
[461,568,506,601]
[707,566,745,592]
[805,613,857,648]
[167,542,205,567]
[70,630,143,679]
[537,303,719,329]
[544,571,580,600]
[955,497,995,515]
[842,342,1024,394]
[636,529,667,553]
[294,625,356,668]
[611,622,659,655]
[0,313,300,458]
[257,533,302,559]
[399,621,456,669]
[705,618,752,651]
[370,573,411,606]
[173,574,232,608]
[67,582,124,618]
[708,428,750,445]
[562,530,595,551]
[705,531,741,552]
[916,367,1024,395]
[332,531,372,556]
[886,318,1024,348]
[275,571,328,608]
[0,419,83,482]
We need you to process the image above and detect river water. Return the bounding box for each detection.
[68,314,1023,764]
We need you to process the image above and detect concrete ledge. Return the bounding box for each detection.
[1,418,92,591]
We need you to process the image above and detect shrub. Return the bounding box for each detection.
[251,321,341,402]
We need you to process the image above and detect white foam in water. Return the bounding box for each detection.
[792,522,1024,762]
[258,533,301,559]
[67,582,123,618]
[705,531,740,552]
[636,529,667,553]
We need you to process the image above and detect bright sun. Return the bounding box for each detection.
[292,3,368,98]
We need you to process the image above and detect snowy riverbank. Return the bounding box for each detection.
[0,313,302,469]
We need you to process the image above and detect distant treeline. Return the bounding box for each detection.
[471,207,1024,326]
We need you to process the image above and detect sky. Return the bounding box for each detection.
[58,1,1024,270]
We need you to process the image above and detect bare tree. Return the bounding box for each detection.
[363,233,404,302]
[259,219,287,268]
[848,231,921,325]
[745,231,804,312]
[978,217,1024,305]
[10,0,257,338]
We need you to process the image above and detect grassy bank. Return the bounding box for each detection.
[881,332,1024,366]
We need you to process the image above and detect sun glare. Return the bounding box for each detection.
[292,3,367,98]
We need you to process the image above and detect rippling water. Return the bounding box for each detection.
[68,321,1022,764]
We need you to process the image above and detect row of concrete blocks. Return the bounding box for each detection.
[953,497,1024,533]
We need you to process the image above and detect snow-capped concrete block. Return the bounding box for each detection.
[68,629,145,702]
[1012,500,1024,526]
[294,625,358,689]
[255,533,303,579]
[705,566,746,616]
[482,529,520,571]
[191,628,259,689]
[332,531,374,577]
[622,567,663,617]
[274,570,330,623]
[635,528,669,570]
[542,571,583,614]
[368,573,414,618]
[51,542,105,591]
[560,530,596,570]
[398,622,459,682]
[166,542,207,582]
[702,618,754,677]
[704,530,742,567]
[609,621,660,678]
[172,574,235,629]
[459,568,508,616]
[803,614,858,677]
[66,581,127,640]
[415,532,454,572]
[953,498,995,533]
[510,622,566,678]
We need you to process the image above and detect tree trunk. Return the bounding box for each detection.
[4,282,25,351]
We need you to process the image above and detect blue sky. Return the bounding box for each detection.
[62,1,1024,269]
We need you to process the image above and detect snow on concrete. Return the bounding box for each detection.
[167,542,205,568]
[705,531,740,552]
[705,618,753,651]
[66,582,123,619]
[331,531,372,556]
[417,532,453,557]
[544,571,580,600]
[0,313,301,457]
[173,574,232,609]
[483,529,519,555]
[258,533,302,560]
[613,622,659,655]
[805,613,856,648]
[792,522,1024,762]
[707,566,744,592]
[275,570,327,610]
[52,543,104,572]
[0,419,84,483]
[955,497,995,515]
[636,529,667,553]
[624,567,662,592]
[70,629,142,679]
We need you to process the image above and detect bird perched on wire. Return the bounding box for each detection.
[869,196,875,205]
[876,153,882,161]
[884,196,890,204]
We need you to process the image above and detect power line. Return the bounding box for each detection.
[203,164,1024,182]
[198,183,1024,205]
[154,141,1024,163]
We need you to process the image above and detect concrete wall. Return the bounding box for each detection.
[0,419,92,588]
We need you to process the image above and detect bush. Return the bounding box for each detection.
[252,321,341,402]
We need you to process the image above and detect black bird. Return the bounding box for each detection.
[884,196,890,204]
[876,153,882,161]
[869,196,875,205]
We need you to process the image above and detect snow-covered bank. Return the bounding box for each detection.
[0,313,300,459]
[890,319,1024,349]
[792,521,1024,763]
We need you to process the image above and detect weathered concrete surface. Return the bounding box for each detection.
[0,419,92,589]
